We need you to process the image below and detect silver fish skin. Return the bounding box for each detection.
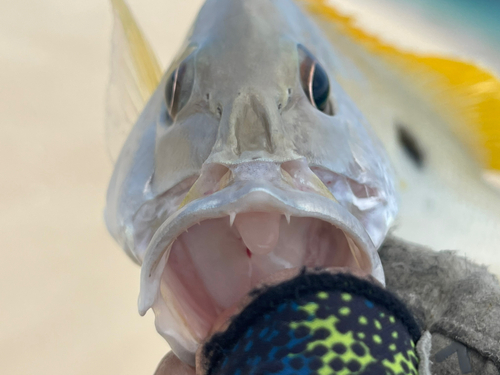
[105,0,397,364]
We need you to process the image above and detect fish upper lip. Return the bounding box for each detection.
[138,180,383,315]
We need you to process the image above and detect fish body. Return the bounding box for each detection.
[106,0,396,363]
[105,0,500,365]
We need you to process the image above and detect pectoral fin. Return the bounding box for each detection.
[106,0,162,161]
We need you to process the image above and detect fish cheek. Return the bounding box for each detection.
[280,99,318,155]
[284,104,350,169]
[152,113,219,194]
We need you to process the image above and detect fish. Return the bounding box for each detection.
[104,0,500,366]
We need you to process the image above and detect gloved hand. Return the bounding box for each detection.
[155,269,420,375]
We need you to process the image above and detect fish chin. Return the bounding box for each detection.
[138,175,384,365]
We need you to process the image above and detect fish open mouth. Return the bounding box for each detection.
[162,213,366,342]
[137,161,385,365]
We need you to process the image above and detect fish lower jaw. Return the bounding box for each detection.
[137,184,384,365]
[161,212,364,323]
[155,214,368,364]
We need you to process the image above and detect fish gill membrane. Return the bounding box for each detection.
[105,0,500,365]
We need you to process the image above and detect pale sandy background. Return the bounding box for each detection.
[0,1,498,374]
[0,1,202,374]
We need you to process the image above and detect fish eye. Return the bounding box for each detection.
[165,55,195,120]
[298,45,333,115]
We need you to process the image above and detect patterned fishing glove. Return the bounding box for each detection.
[202,272,421,375]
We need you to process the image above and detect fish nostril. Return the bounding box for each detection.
[281,88,293,112]
[277,88,292,115]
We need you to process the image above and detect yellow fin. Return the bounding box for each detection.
[106,0,162,160]
[110,0,161,99]
[301,0,500,171]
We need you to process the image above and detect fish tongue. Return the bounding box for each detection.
[234,212,281,255]
[180,218,250,310]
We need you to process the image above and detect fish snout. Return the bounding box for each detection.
[206,90,299,165]
[180,158,336,208]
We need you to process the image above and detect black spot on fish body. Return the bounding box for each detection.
[396,124,425,168]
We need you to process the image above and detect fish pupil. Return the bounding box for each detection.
[297,44,332,115]
[164,54,195,120]
[312,63,330,112]
[165,69,176,113]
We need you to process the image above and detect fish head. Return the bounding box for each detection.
[105,0,397,365]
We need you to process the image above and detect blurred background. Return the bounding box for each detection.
[0,0,498,374]
[0,1,201,374]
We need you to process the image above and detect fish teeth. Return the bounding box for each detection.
[285,213,291,224]
[346,236,362,269]
[229,212,236,227]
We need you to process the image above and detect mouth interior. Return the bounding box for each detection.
[157,212,368,342]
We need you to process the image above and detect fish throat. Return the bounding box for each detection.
[160,213,366,341]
